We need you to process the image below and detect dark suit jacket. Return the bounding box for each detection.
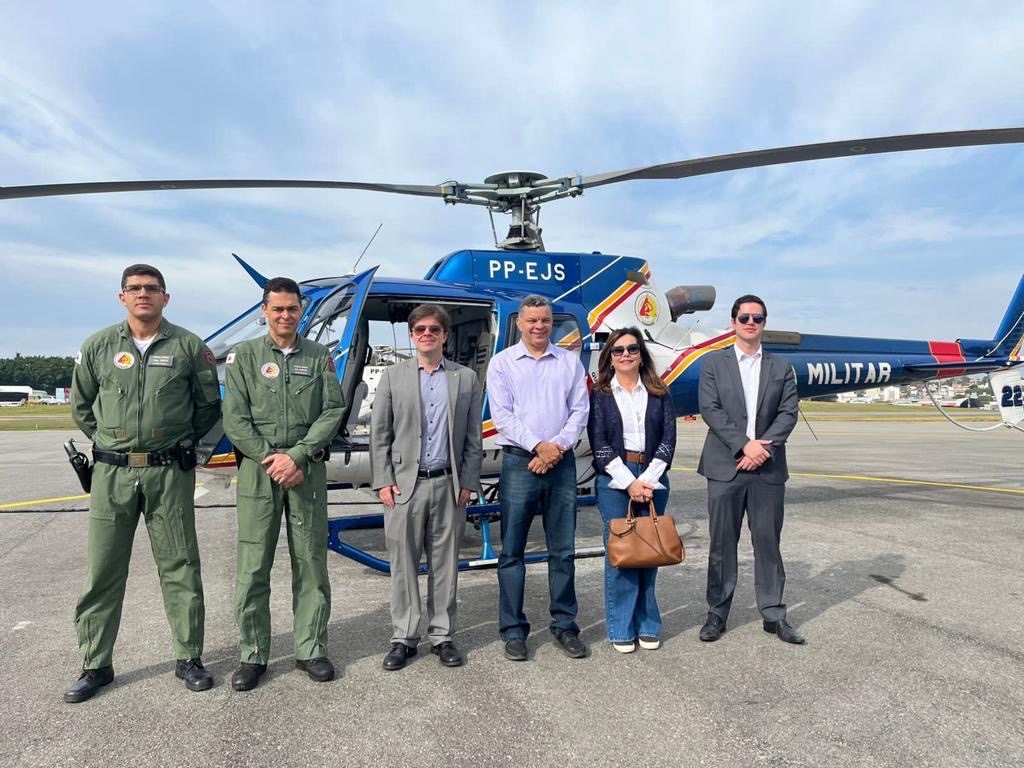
[697,347,798,484]
[369,357,483,503]
[588,387,676,475]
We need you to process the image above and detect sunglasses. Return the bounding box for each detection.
[610,343,641,357]
[412,324,443,336]
[736,313,765,325]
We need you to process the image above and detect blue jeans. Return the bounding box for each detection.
[596,462,670,642]
[497,451,579,640]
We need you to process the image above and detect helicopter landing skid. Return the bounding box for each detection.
[326,496,602,574]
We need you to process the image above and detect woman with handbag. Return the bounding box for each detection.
[587,327,677,653]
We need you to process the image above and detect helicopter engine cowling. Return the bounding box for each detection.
[665,285,716,321]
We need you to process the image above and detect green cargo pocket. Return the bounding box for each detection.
[147,504,191,561]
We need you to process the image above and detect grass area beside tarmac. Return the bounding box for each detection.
[0,404,76,431]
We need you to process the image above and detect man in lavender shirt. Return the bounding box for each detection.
[487,295,590,661]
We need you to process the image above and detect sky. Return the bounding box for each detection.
[1,1,1023,357]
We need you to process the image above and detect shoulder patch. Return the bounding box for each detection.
[226,352,236,365]
[326,354,336,374]
[74,351,82,365]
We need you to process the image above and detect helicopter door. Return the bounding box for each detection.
[301,266,379,428]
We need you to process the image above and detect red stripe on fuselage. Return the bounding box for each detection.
[928,340,966,378]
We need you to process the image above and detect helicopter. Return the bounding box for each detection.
[4,127,1024,572]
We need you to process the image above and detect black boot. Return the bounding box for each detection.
[63,666,114,704]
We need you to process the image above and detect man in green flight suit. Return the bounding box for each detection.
[64,264,221,704]
[223,276,345,690]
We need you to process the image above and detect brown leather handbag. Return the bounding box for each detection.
[607,501,684,568]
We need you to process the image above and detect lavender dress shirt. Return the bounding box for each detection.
[486,340,590,451]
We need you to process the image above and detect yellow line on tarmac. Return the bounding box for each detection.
[0,493,89,510]
[0,480,223,511]
[670,467,1024,496]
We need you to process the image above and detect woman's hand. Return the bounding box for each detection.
[627,479,654,502]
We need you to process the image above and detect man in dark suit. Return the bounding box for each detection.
[370,304,483,670]
[697,295,804,645]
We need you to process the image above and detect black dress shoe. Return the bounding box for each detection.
[431,641,464,667]
[63,666,114,703]
[763,619,806,645]
[382,642,417,671]
[699,614,727,642]
[503,638,528,661]
[175,657,213,692]
[552,629,587,659]
[231,662,267,691]
[296,657,335,682]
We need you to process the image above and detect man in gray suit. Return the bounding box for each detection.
[370,304,483,670]
[697,294,804,645]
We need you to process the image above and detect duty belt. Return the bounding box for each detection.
[92,448,179,468]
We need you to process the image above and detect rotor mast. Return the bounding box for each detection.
[440,170,583,251]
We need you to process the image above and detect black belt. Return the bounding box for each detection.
[417,466,452,479]
[501,445,534,458]
[93,448,178,468]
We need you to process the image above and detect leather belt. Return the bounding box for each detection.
[417,466,451,479]
[501,445,534,458]
[624,451,646,464]
[93,448,178,467]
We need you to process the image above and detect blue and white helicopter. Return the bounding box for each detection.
[5,128,1024,571]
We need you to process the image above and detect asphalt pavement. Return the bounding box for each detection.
[1,422,1022,768]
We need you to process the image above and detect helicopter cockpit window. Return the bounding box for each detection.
[507,313,583,352]
[207,303,267,359]
[304,284,356,350]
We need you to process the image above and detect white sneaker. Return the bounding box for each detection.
[612,641,636,654]
[638,636,661,650]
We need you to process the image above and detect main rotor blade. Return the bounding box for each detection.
[0,178,444,201]
[579,128,1024,189]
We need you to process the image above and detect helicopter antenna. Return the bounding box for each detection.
[352,222,383,273]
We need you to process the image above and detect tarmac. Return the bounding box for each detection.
[1,421,1022,768]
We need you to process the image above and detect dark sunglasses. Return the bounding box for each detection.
[610,343,641,357]
[736,313,766,325]
[412,324,443,335]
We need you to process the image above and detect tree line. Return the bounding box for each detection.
[0,355,75,392]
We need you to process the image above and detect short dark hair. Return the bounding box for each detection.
[519,294,552,312]
[731,294,767,319]
[262,277,302,305]
[407,303,450,333]
[122,264,165,291]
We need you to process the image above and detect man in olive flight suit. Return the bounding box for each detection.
[223,276,345,690]
[64,264,221,704]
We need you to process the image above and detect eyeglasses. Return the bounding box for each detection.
[610,343,641,357]
[736,313,765,325]
[412,324,443,336]
[122,284,164,295]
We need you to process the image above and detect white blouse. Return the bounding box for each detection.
[604,375,667,491]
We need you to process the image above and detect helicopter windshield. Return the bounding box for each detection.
[304,283,356,351]
[206,294,313,358]
[207,303,266,358]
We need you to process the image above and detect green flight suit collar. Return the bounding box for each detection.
[261,333,307,353]
[117,318,173,341]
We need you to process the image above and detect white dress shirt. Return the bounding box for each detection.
[604,375,667,490]
[734,344,762,440]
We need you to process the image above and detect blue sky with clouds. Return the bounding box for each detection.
[1,1,1022,357]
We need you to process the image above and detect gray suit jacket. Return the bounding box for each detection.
[369,357,483,504]
[697,347,798,484]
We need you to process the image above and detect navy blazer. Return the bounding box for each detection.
[587,387,676,475]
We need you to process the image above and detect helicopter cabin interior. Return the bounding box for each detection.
[325,295,498,449]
